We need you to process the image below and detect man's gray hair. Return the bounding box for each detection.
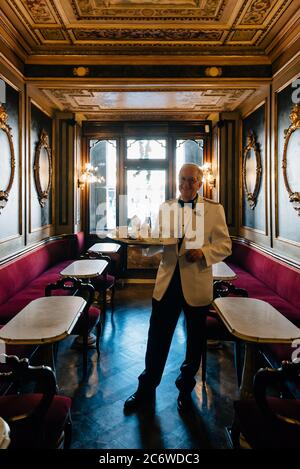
[179,163,203,181]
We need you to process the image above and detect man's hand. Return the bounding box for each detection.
[185,249,204,263]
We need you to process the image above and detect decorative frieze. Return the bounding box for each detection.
[73,29,223,41]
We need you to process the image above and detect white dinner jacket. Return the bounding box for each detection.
[146,196,232,306]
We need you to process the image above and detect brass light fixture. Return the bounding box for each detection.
[78,163,105,190]
[201,163,216,189]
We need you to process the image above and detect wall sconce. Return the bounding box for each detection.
[201,163,216,189]
[78,163,104,190]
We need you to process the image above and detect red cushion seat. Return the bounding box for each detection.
[92,273,115,291]
[72,305,100,333]
[0,393,71,448]
[0,260,75,324]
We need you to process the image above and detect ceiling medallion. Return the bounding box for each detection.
[204,66,223,77]
[73,67,90,77]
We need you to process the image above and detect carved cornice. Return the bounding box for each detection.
[82,111,210,121]
[73,29,223,41]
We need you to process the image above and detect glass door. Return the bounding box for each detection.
[125,138,168,229]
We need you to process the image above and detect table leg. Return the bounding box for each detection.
[240,343,257,400]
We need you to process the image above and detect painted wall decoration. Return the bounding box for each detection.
[242,104,265,232]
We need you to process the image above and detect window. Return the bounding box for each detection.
[89,139,117,233]
[87,124,210,246]
[175,139,204,196]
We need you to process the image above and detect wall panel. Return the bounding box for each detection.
[29,101,53,239]
[241,103,268,241]
[0,75,24,260]
[276,83,300,244]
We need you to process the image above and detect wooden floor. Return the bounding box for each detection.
[56,284,239,449]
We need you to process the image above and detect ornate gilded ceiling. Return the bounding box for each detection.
[1,0,299,59]
[1,0,298,119]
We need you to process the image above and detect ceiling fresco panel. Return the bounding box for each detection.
[40,87,256,115]
[239,0,292,26]
[71,0,226,20]
[19,0,58,23]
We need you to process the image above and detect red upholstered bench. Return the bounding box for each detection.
[0,233,96,383]
[226,240,300,375]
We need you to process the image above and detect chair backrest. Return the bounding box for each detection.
[45,276,95,308]
[0,355,57,447]
[254,361,300,426]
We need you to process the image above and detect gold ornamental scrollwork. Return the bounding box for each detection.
[242,129,262,210]
[282,104,300,216]
[33,129,52,208]
[0,104,16,214]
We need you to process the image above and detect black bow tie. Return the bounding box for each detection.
[178,196,198,209]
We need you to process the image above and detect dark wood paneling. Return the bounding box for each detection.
[58,120,69,226]
[25,64,272,79]
[242,104,266,232]
[30,103,53,231]
[219,120,236,229]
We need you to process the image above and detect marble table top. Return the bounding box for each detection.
[213,297,300,343]
[60,259,108,279]
[0,296,86,344]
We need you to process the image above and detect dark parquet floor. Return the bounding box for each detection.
[56,284,239,449]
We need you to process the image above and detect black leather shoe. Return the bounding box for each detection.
[124,391,155,414]
[177,392,194,412]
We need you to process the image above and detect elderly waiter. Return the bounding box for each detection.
[124,163,232,412]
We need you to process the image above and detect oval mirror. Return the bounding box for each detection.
[39,146,50,194]
[245,147,257,195]
[0,129,11,190]
[242,130,262,210]
[33,129,52,207]
[0,105,15,213]
[282,104,300,215]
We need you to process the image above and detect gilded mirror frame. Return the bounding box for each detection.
[242,129,262,210]
[33,129,52,208]
[0,104,15,213]
[282,104,300,216]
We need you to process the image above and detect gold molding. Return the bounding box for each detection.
[242,129,262,209]
[0,104,16,213]
[282,104,300,215]
[33,129,52,207]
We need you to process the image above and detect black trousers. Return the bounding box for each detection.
[138,263,208,395]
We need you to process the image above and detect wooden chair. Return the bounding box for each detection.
[0,355,72,449]
[232,360,300,448]
[81,252,116,317]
